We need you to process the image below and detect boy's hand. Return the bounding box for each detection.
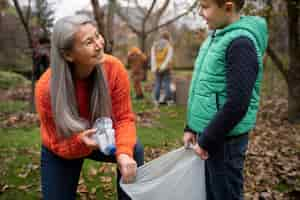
[193,144,209,160]
[183,131,196,148]
[183,132,209,160]
[79,128,98,150]
[117,154,137,184]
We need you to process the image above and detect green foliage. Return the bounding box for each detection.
[5,6,17,16]
[0,100,29,116]
[0,51,32,74]
[0,71,30,89]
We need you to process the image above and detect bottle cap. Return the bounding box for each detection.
[106,144,116,155]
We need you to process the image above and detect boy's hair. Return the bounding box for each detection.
[215,0,245,11]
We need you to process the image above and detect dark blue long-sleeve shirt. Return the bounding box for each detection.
[184,36,259,155]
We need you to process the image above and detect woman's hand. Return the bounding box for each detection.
[78,128,98,150]
[183,131,196,148]
[117,154,137,184]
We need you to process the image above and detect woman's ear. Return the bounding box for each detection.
[63,51,74,63]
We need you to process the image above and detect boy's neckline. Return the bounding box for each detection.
[210,15,251,37]
[215,15,242,32]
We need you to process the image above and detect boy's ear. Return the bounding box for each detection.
[224,1,234,12]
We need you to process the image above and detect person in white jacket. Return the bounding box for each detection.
[151,31,174,105]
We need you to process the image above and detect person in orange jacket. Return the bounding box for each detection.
[35,14,144,200]
[127,47,147,99]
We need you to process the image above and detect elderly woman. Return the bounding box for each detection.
[35,15,144,200]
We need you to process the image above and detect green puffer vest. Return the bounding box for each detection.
[187,16,268,136]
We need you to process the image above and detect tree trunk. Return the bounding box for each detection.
[0,0,8,25]
[287,0,300,123]
[139,33,147,53]
[106,0,116,53]
[12,0,35,112]
[91,0,110,52]
[266,46,288,83]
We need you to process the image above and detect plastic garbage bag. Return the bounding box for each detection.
[120,147,206,200]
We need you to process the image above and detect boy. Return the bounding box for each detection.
[183,0,268,199]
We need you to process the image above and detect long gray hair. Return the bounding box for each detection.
[50,15,111,137]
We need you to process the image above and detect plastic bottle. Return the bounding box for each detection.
[92,117,116,156]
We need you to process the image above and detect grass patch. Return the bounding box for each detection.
[137,105,186,147]
[0,71,30,89]
[0,100,29,115]
[0,96,186,200]
[0,127,41,200]
[0,127,40,148]
[275,182,290,193]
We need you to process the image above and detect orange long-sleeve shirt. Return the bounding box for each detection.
[35,55,136,159]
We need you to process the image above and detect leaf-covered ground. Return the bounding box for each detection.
[0,82,299,200]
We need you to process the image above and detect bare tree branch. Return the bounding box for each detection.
[106,0,116,53]
[153,0,170,25]
[115,0,197,51]
[144,0,157,23]
[147,0,198,34]
[91,0,105,36]
[12,0,35,112]
[156,0,170,15]
[115,1,140,34]
[12,0,33,48]
[134,0,147,15]
[25,0,32,23]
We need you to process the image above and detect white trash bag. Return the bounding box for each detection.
[120,147,206,200]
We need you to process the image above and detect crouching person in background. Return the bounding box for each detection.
[127,47,147,100]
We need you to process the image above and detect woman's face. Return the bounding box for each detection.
[66,23,105,76]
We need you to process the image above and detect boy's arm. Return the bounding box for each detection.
[197,36,259,155]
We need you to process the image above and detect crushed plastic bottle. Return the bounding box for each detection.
[92,117,116,156]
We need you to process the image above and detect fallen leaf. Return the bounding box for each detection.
[0,184,9,193]
[77,184,88,193]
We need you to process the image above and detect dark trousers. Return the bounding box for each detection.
[41,142,144,200]
[205,134,248,200]
[154,71,171,102]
